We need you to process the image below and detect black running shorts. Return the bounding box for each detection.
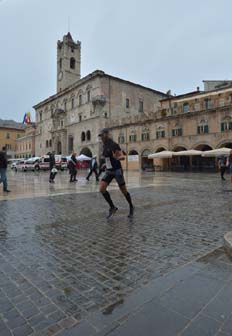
[101,168,125,186]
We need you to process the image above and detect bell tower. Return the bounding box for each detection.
[57,32,81,92]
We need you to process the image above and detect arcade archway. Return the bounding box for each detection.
[141,149,153,170]
[80,147,93,158]
[192,144,215,171]
[171,146,189,171]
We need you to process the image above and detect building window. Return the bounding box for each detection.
[46,140,49,148]
[219,98,225,107]
[194,103,200,111]
[60,120,64,128]
[79,95,82,106]
[64,101,67,112]
[126,98,130,109]
[221,121,232,132]
[81,132,85,142]
[205,98,213,109]
[49,139,52,147]
[156,130,165,139]
[141,130,150,141]
[139,100,144,113]
[87,90,91,103]
[129,134,137,142]
[197,125,209,134]
[183,102,189,113]
[17,134,21,138]
[118,135,125,144]
[68,136,74,153]
[70,57,76,69]
[6,133,10,139]
[71,98,74,109]
[172,128,183,137]
[59,58,62,69]
[79,115,82,122]
[39,111,42,122]
[86,130,91,141]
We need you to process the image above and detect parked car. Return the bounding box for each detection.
[15,160,27,172]
[10,159,22,170]
[55,155,68,170]
[34,156,50,171]
[24,157,40,171]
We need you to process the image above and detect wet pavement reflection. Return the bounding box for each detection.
[0,170,232,335]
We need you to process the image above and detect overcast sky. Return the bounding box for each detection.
[0,0,232,122]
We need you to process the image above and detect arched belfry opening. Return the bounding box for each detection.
[70,57,76,70]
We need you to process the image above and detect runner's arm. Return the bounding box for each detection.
[113,149,125,161]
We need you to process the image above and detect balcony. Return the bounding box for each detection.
[92,95,107,106]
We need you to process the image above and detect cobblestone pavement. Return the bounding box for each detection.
[0,171,232,335]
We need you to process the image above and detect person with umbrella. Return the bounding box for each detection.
[98,128,134,219]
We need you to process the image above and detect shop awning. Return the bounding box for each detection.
[201,148,232,157]
[148,151,174,159]
[173,150,203,156]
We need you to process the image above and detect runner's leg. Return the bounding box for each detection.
[100,181,115,208]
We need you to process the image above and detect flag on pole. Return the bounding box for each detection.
[23,112,31,124]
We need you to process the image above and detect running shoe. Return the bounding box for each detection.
[107,207,118,219]
[128,206,134,218]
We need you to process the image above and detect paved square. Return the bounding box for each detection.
[0,170,232,335]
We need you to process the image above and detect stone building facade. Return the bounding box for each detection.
[33,33,167,158]
[0,120,25,159]
[16,123,36,158]
[107,83,232,170]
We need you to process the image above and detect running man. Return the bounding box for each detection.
[98,128,134,219]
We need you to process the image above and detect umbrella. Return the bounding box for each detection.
[173,149,203,156]
[148,151,174,159]
[201,148,232,157]
[76,154,92,161]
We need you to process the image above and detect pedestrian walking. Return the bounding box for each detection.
[48,152,57,183]
[98,128,134,219]
[226,149,232,183]
[0,146,10,193]
[86,156,99,182]
[218,155,227,180]
[68,152,78,182]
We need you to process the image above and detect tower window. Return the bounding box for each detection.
[81,132,85,142]
[59,58,62,69]
[70,57,76,69]
[126,98,130,108]
[87,90,91,103]
[71,98,74,109]
[139,100,144,113]
[86,130,91,141]
[79,95,82,106]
